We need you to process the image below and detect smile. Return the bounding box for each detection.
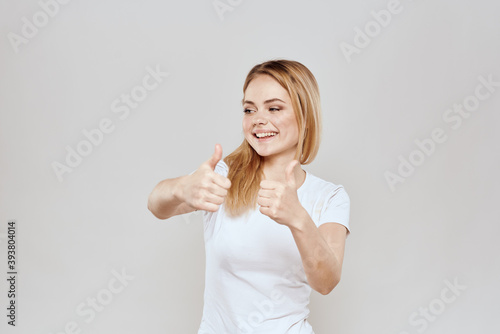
[254,132,278,138]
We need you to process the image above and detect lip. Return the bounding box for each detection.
[253,129,279,135]
[253,131,278,142]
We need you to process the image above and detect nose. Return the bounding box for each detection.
[253,114,268,125]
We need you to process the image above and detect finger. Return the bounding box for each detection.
[203,191,226,205]
[206,144,223,170]
[213,174,231,189]
[259,206,271,217]
[208,183,228,197]
[257,189,273,198]
[257,196,272,207]
[197,202,220,212]
[260,180,278,190]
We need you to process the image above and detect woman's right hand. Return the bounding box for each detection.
[176,144,231,212]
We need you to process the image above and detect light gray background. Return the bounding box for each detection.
[1,0,499,333]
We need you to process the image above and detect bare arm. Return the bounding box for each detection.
[289,213,347,295]
[147,144,231,220]
[147,176,196,220]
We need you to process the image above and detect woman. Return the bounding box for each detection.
[148,59,351,333]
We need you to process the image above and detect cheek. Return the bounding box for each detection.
[242,118,253,137]
[271,115,298,136]
[242,118,250,129]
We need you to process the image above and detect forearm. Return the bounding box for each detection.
[147,176,195,220]
[289,209,342,295]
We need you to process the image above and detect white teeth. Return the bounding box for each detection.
[256,132,277,138]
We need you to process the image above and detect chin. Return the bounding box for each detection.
[248,145,268,157]
[251,147,269,157]
[254,147,281,158]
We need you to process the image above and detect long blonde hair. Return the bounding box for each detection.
[224,59,322,216]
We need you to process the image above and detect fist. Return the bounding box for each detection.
[257,160,303,226]
[180,144,231,212]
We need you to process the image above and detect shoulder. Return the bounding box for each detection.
[303,171,351,231]
[303,171,350,202]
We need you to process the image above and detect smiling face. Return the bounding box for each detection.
[242,74,300,162]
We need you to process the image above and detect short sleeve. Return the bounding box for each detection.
[213,160,229,177]
[318,186,351,235]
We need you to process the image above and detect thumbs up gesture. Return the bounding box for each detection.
[257,160,304,226]
[179,144,231,212]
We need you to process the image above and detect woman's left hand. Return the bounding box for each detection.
[257,160,305,228]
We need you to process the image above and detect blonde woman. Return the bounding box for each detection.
[148,59,351,333]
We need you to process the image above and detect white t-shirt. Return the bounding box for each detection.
[197,160,351,334]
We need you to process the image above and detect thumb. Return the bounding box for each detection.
[285,160,299,186]
[206,143,223,170]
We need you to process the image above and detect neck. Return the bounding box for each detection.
[261,154,306,187]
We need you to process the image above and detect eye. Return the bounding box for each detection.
[243,108,254,114]
[269,107,280,112]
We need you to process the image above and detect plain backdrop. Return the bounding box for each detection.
[1,0,499,333]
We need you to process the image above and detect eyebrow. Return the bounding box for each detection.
[242,98,286,106]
